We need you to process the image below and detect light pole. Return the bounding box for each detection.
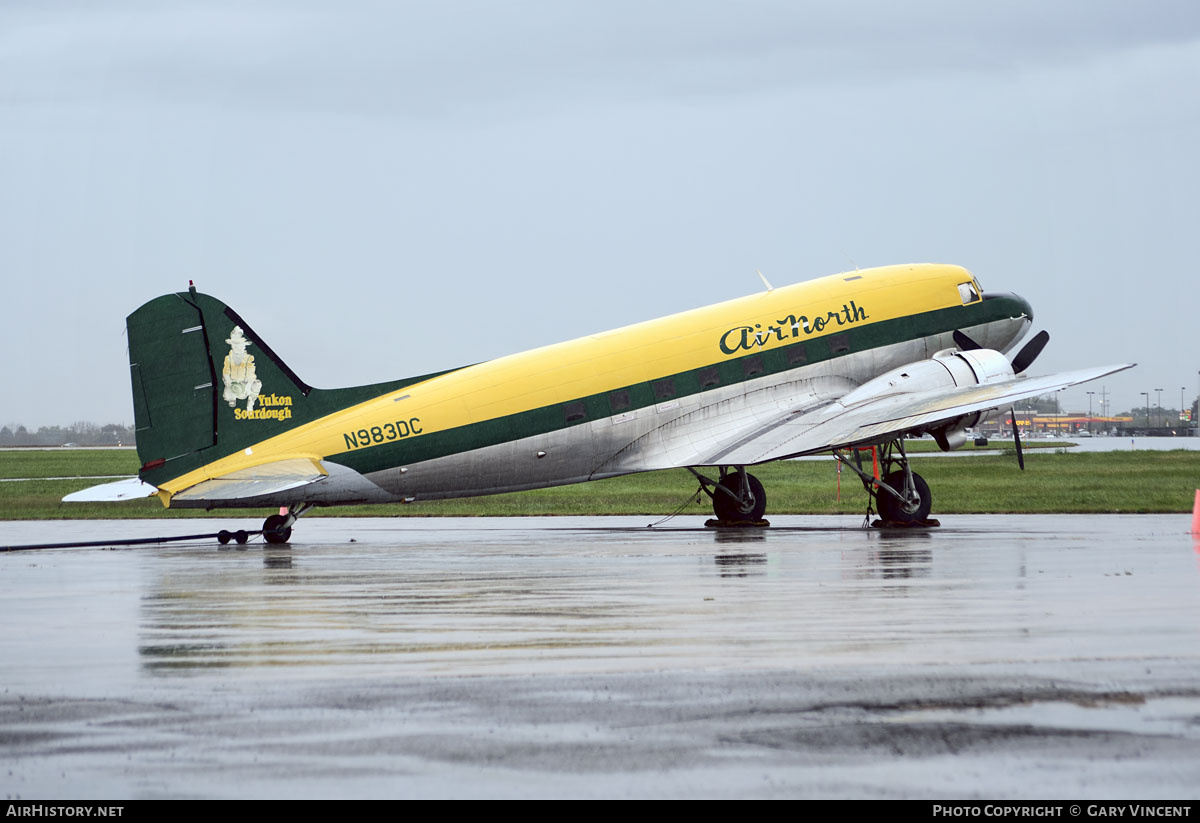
[1141,392,1150,430]
[1087,391,1094,434]
[1155,388,1163,430]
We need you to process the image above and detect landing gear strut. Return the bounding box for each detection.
[834,437,935,527]
[689,466,767,524]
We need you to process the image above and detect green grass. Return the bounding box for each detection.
[1,447,1196,519]
[0,448,140,479]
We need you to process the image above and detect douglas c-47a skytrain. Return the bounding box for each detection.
[67,263,1132,542]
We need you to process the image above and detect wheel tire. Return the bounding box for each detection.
[263,514,292,544]
[217,530,232,545]
[712,471,766,522]
[234,529,249,545]
[877,470,932,524]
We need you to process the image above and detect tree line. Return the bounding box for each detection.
[0,422,134,447]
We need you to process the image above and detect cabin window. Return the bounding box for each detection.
[787,345,808,367]
[743,356,764,379]
[698,367,720,390]
[653,379,676,401]
[957,281,981,304]
[828,333,850,355]
[609,389,631,412]
[564,401,587,423]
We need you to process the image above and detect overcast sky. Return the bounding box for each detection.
[2,0,1198,427]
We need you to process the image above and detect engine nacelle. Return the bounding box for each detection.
[839,348,1016,450]
[952,349,1015,385]
[843,349,1014,403]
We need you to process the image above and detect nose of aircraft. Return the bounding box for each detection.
[1011,292,1033,323]
[981,290,1034,353]
[983,290,1033,323]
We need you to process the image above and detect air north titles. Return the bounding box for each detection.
[718,301,869,355]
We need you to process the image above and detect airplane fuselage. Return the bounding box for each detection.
[159,263,1032,509]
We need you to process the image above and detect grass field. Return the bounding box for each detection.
[1,446,1196,519]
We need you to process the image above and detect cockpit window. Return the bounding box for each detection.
[957,281,981,304]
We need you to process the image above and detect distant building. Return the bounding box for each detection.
[982,412,1134,436]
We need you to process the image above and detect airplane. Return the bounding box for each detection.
[66,263,1132,543]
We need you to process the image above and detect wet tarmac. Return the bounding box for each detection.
[2,515,1199,799]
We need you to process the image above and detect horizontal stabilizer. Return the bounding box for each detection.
[63,477,160,503]
[171,457,327,502]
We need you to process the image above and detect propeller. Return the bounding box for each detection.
[1010,407,1025,471]
[953,328,1050,375]
[952,329,983,351]
[1010,330,1050,374]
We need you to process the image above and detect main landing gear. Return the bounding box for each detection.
[688,439,935,529]
[689,466,767,525]
[834,438,935,527]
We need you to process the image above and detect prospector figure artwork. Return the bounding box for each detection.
[222,326,262,411]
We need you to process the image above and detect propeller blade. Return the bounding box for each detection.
[953,330,984,351]
[1011,407,1025,471]
[1011,330,1050,374]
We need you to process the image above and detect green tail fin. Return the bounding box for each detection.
[128,286,443,487]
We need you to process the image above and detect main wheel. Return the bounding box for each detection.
[712,471,766,522]
[263,514,292,544]
[876,470,932,524]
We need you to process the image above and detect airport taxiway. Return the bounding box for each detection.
[1,515,1198,798]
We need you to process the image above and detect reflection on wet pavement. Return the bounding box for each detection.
[2,515,1198,798]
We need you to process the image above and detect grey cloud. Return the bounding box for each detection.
[3,1,1198,118]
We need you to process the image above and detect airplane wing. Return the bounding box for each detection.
[597,361,1133,474]
[706,362,1134,466]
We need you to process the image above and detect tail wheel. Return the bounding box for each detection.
[263,514,292,544]
[877,470,931,524]
[712,471,766,522]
